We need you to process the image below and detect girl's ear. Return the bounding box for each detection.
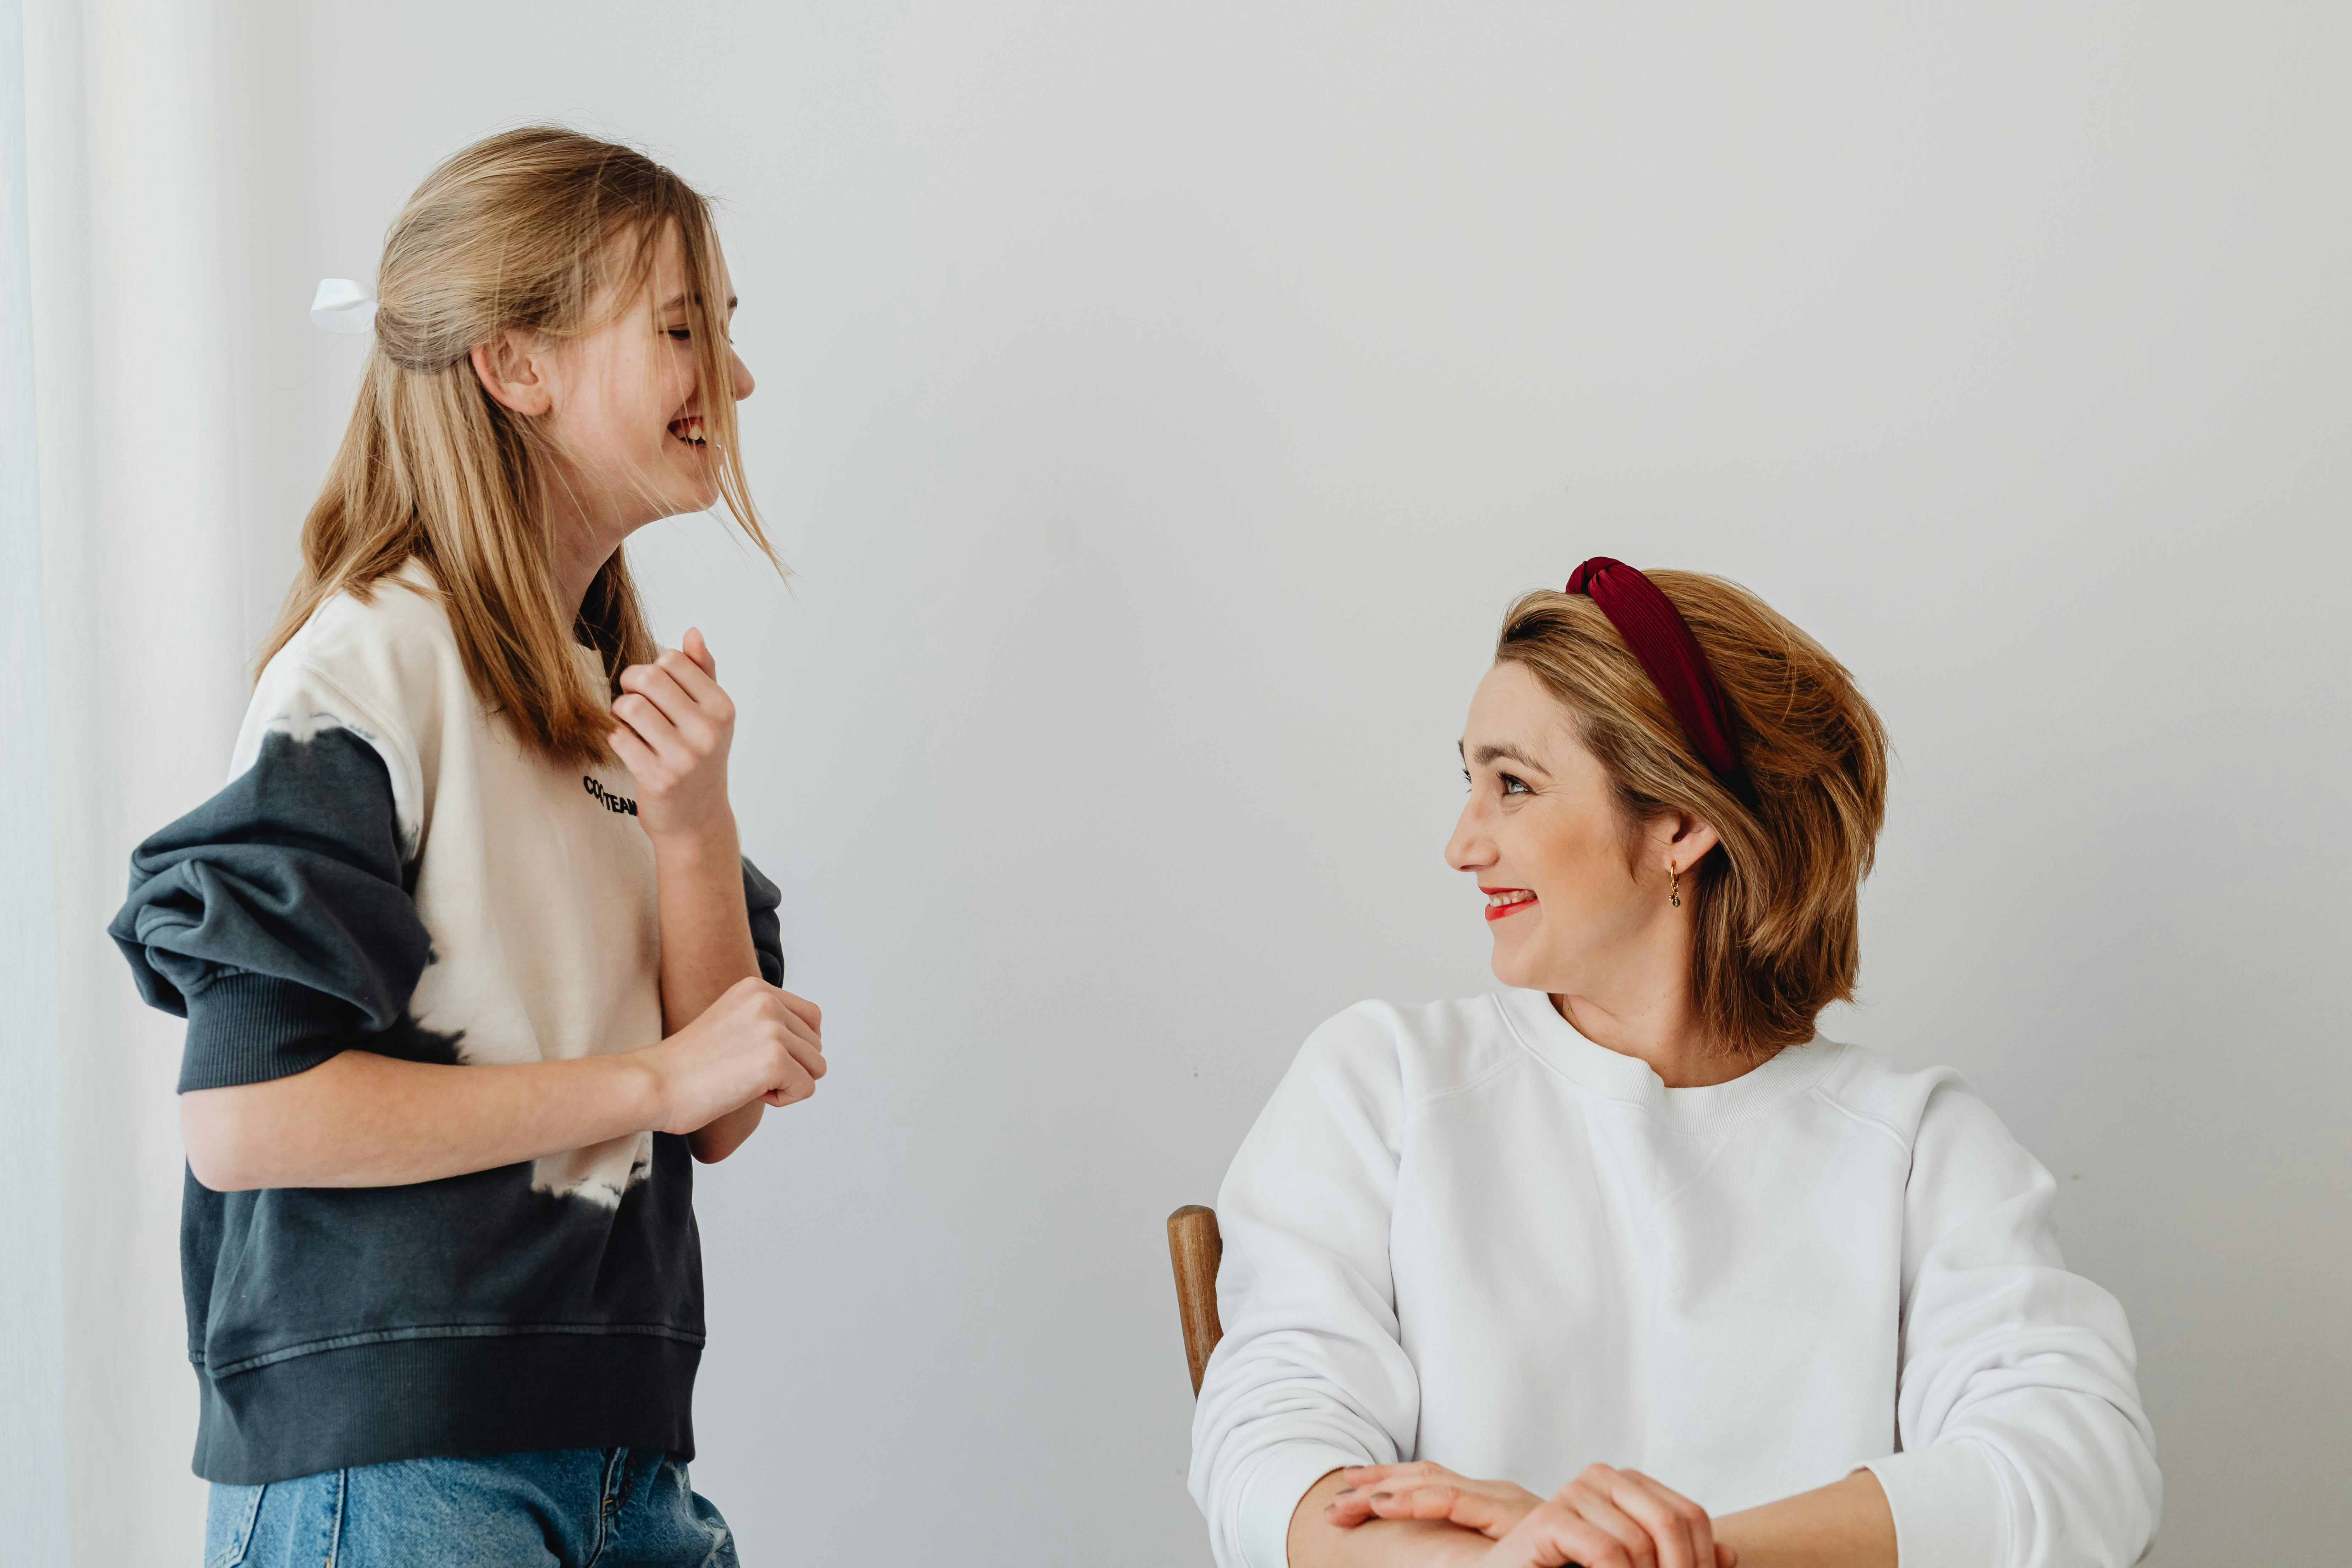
[469,331,555,417]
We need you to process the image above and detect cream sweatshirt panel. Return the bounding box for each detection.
[236,565,664,1206]
[1189,989,2159,1568]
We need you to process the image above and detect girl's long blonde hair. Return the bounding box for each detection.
[261,126,779,763]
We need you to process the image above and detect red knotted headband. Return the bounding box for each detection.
[1565,557,1756,808]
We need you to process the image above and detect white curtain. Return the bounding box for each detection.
[4,0,246,1557]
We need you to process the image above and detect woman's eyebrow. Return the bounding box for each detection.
[655,293,742,313]
[1460,740,1549,774]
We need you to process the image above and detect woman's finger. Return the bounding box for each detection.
[1333,1463,1537,1538]
[1587,1474,1690,1568]
[1556,1479,1657,1568]
[1488,1499,1634,1568]
[1353,1485,1466,1525]
[1362,1484,1525,1539]
[1329,1463,1457,1528]
[1345,1462,1449,1488]
[1614,1471,1715,1568]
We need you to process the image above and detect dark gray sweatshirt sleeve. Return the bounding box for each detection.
[110,728,432,1092]
[742,856,786,986]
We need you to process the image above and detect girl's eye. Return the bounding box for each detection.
[667,328,693,342]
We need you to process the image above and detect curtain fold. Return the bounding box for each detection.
[12,0,247,1557]
[1,0,71,1561]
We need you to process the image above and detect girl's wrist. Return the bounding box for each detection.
[645,814,739,867]
[629,1034,699,1134]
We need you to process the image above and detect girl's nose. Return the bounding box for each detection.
[729,349,756,401]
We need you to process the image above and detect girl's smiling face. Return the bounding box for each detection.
[540,223,754,528]
[1446,659,1709,994]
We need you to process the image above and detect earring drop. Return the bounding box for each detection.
[1667,860,1681,908]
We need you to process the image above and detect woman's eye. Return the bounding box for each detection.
[1499,774,1530,796]
[667,328,693,342]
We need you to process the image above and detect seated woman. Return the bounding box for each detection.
[1189,560,2159,1568]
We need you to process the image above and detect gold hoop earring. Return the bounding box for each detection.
[1667,860,1681,909]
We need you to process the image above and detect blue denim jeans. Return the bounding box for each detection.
[203,1448,737,1568]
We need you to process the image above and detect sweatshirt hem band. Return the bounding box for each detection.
[193,1328,702,1485]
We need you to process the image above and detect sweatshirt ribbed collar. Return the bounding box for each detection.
[1494,988,1836,1136]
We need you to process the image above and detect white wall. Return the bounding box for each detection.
[149,2,2352,1559]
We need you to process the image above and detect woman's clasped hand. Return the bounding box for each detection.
[1328,1462,1736,1568]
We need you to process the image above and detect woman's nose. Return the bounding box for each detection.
[729,348,755,401]
[1445,801,1492,873]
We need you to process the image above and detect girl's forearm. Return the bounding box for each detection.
[653,820,761,1032]
[1714,1470,1895,1568]
[179,1047,666,1191]
[649,820,766,1160]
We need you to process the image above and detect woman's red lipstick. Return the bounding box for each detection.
[1481,886,1537,922]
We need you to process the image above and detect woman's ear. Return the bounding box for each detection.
[1661,811,1721,874]
[469,331,555,417]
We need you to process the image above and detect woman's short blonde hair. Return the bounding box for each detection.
[1496,572,1889,1055]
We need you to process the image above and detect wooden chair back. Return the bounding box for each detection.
[1167,1204,1225,1396]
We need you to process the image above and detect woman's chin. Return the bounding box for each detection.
[1485,933,1541,991]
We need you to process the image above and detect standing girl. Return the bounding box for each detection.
[110,128,820,1564]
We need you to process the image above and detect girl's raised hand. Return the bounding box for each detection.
[611,626,737,846]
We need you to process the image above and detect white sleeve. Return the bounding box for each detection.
[1188,1006,1421,1568]
[1862,1079,2162,1568]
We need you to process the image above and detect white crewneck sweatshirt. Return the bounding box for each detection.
[1189,991,2159,1568]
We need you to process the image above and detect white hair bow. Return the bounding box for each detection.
[310,278,377,334]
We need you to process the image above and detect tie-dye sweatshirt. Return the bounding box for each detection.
[109,560,784,1486]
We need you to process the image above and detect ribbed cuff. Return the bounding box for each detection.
[180,972,361,1091]
[1238,1442,1372,1568]
[1862,1442,2010,1568]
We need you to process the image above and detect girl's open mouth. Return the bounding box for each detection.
[1483,887,1536,922]
[668,415,708,448]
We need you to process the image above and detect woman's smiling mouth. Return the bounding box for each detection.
[1482,887,1536,922]
[667,415,707,448]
